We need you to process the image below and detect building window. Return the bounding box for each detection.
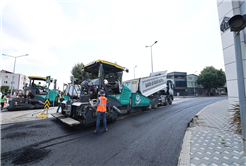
[175,75,185,79]
[4,81,8,84]
[175,81,187,87]
[5,76,8,78]
[11,81,15,84]
[167,76,174,79]
[188,77,192,80]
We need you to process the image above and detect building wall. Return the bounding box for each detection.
[217,0,246,107]
[167,72,187,96]
[0,70,29,91]
[187,74,200,88]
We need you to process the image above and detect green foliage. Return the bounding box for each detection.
[1,86,9,95]
[229,104,241,134]
[70,63,84,84]
[196,66,226,95]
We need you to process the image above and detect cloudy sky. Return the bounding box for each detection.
[1,0,224,90]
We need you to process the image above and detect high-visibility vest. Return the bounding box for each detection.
[97,96,107,112]
[1,96,6,103]
[58,94,64,103]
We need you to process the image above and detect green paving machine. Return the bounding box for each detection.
[8,76,70,111]
[52,60,173,127]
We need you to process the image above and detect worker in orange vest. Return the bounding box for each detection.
[90,90,108,134]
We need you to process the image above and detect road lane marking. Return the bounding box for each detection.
[2,111,23,122]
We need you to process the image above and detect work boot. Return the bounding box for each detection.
[94,130,98,134]
[103,128,108,133]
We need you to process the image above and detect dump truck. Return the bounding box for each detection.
[123,70,174,110]
[52,60,173,127]
[8,76,70,110]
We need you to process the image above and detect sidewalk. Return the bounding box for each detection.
[179,99,246,166]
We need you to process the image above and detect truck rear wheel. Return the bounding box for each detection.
[151,98,158,109]
[163,97,169,106]
[168,98,172,105]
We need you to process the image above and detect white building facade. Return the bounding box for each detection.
[217,0,246,107]
[0,70,29,91]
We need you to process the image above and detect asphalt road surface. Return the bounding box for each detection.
[1,97,227,166]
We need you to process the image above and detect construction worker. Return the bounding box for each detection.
[90,89,108,134]
[56,92,64,113]
[1,94,7,110]
[37,82,41,87]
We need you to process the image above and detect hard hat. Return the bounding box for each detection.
[104,79,108,85]
[98,90,105,96]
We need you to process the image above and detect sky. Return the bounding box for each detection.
[1,0,225,90]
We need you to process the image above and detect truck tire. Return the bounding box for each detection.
[151,98,158,109]
[168,98,172,105]
[163,97,169,106]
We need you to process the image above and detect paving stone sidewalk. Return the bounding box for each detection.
[180,99,246,166]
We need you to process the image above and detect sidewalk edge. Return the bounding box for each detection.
[178,99,228,166]
[196,99,227,117]
[178,127,192,166]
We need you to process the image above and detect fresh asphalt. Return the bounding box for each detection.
[1,97,227,166]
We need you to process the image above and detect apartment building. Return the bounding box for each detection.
[0,70,29,90]
[217,0,246,107]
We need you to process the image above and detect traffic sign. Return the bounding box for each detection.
[46,75,51,84]
[44,99,50,109]
[45,99,50,105]
[44,105,49,109]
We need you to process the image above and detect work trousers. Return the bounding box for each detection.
[57,103,61,113]
[95,111,107,132]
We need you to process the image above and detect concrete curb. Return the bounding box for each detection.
[178,99,227,166]
[188,100,226,127]
[178,127,192,166]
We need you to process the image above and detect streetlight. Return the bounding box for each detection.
[2,54,28,97]
[146,41,157,73]
[193,71,197,96]
[227,14,246,156]
[134,66,137,79]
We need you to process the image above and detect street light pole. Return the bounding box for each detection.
[2,54,28,97]
[227,14,246,156]
[233,31,246,155]
[146,41,157,73]
[134,66,137,79]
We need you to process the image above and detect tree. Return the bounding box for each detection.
[196,66,226,95]
[70,63,84,84]
[1,86,9,95]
